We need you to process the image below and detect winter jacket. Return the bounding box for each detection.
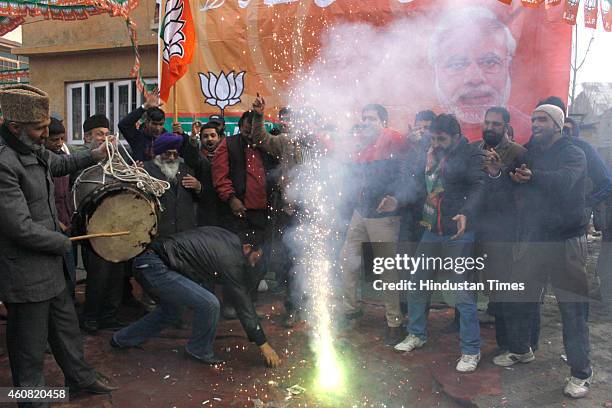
[513,137,588,241]
[211,135,267,210]
[348,128,406,218]
[118,106,157,162]
[143,161,199,238]
[149,226,266,345]
[0,125,95,302]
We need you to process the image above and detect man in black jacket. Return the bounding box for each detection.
[144,132,201,238]
[111,226,282,367]
[118,92,166,162]
[394,114,485,373]
[492,104,592,399]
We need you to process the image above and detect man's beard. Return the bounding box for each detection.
[435,75,511,124]
[483,129,504,147]
[532,128,555,147]
[17,129,44,152]
[154,155,180,183]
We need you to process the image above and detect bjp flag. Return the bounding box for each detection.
[160,0,196,102]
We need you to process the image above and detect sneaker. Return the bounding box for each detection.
[394,334,426,352]
[493,349,535,367]
[456,353,481,373]
[563,373,592,399]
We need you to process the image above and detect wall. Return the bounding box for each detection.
[27,46,156,118]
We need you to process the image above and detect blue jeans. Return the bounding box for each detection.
[598,230,612,309]
[406,230,481,355]
[113,253,220,359]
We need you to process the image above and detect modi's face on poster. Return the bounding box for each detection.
[430,8,516,124]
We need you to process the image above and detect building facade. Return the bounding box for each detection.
[13,2,158,143]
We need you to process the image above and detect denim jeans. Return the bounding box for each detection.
[406,230,481,355]
[502,237,591,379]
[597,230,612,310]
[113,253,220,359]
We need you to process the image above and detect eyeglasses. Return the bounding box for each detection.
[162,150,179,159]
[441,54,510,75]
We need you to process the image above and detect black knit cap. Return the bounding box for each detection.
[48,117,66,136]
[83,114,110,133]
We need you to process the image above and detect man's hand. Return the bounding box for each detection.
[172,122,185,135]
[376,195,398,213]
[90,136,115,161]
[510,164,532,184]
[191,121,202,137]
[252,94,265,115]
[143,88,162,109]
[483,148,503,177]
[451,214,467,240]
[259,342,281,367]
[182,175,202,193]
[229,196,247,218]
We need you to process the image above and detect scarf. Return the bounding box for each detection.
[421,147,448,234]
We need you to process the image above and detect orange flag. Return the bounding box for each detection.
[160,0,195,102]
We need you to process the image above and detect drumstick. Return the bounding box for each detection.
[69,231,130,241]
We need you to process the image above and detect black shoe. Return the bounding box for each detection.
[70,372,119,395]
[109,336,130,350]
[223,305,238,320]
[281,312,300,328]
[98,318,128,331]
[185,351,225,365]
[384,326,405,346]
[80,319,99,334]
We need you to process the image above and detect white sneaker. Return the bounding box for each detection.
[563,373,593,399]
[492,349,535,367]
[394,334,426,352]
[456,353,481,373]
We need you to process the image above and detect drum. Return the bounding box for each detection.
[72,165,158,263]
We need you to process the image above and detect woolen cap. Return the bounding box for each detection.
[533,104,565,130]
[83,114,110,133]
[0,84,50,123]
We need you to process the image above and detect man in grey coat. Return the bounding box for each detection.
[0,85,118,405]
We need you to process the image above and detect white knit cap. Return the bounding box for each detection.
[533,104,565,130]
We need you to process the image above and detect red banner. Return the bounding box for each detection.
[522,0,543,7]
[173,0,572,144]
[584,0,599,27]
[602,0,612,30]
[563,0,581,24]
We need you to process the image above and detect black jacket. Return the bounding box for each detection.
[118,107,156,162]
[144,161,199,238]
[149,226,266,346]
[513,137,588,241]
[408,137,486,236]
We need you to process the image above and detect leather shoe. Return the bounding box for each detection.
[79,319,99,334]
[185,350,225,365]
[98,318,128,331]
[70,372,118,395]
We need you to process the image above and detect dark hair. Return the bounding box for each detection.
[362,104,388,126]
[201,122,219,132]
[278,107,292,117]
[485,106,510,124]
[238,110,254,129]
[564,117,580,138]
[48,117,66,136]
[415,110,436,124]
[537,96,567,114]
[145,107,165,122]
[431,114,461,137]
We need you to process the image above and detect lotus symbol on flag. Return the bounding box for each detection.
[199,71,245,115]
[162,0,187,63]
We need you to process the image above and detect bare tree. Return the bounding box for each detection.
[569,24,595,114]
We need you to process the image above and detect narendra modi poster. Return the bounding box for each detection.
[160,0,572,143]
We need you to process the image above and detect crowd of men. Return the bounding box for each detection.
[1,82,611,407]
